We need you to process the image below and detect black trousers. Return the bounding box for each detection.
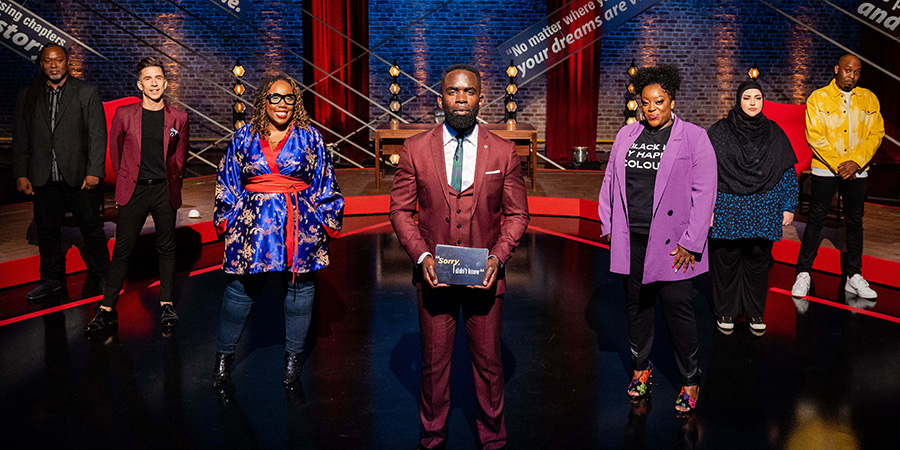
[102,183,177,308]
[797,175,867,276]
[32,181,109,281]
[623,233,701,386]
[710,238,773,318]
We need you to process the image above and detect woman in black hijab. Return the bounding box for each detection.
[707,81,798,335]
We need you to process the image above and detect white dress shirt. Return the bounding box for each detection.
[442,123,479,191]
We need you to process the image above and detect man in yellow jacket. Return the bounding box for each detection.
[792,54,884,300]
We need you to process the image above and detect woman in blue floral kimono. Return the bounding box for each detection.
[211,75,343,391]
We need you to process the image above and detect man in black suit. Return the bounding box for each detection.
[12,44,110,301]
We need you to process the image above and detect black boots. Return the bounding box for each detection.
[213,352,302,391]
[212,352,235,389]
[84,307,118,334]
[283,352,303,387]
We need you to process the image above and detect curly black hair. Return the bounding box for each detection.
[632,64,681,99]
[249,75,311,140]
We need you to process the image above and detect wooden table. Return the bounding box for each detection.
[374,123,538,189]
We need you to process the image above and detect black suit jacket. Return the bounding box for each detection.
[12,75,108,187]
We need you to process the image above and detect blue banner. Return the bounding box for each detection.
[0,0,72,61]
[853,1,900,39]
[497,0,662,82]
[206,0,250,19]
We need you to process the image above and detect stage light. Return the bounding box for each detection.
[388,60,402,122]
[231,59,247,130]
[389,154,400,165]
[506,62,518,78]
[748,65,760,80]
[389,60,400,78]
[232,59,245,78]
[505,60,519,123]
[624,59,638,124]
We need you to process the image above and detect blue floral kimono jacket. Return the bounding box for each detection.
[215,124,343,275]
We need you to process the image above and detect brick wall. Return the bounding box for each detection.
[0,0,869,152]
[367,0,548,130]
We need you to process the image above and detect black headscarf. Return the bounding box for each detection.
[707,81,797,195]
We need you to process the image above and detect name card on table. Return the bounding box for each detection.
[434,244,488,286]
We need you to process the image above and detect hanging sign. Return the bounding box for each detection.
[496,0,662,82]
[0,0,71,61]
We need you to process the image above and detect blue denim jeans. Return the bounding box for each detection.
[216,272,315,358]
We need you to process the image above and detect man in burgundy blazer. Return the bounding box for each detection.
[390,64,529,450]
[85,57,189,335]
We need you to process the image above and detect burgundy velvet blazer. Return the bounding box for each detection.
[108,102,189,208]
[390,125,530,294]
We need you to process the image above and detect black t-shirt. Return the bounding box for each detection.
[625,125,672,234]
[138,108,166,180]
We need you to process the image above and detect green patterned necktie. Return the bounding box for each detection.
[450,136,464,191]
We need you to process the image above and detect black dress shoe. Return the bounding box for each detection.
[283,352,303,387]
[84,307,118,333]
[26,280,64,301]
[160,303,179,327]
[212,352,235,389]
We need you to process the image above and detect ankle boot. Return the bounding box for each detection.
[212,352,235,389]
[283,352,303,387]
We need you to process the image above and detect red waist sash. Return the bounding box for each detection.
[245,173,310,280]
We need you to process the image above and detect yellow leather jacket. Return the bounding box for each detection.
[805,79,884,173]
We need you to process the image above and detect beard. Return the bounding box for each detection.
[442,102,479,133]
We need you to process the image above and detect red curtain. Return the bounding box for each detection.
[545,0,602,164]
[304,0,369,161]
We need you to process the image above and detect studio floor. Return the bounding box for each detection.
[1,215,899,449]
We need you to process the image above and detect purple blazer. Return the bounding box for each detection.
[598,116,717,283]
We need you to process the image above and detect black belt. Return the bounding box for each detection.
[136,178,166,186]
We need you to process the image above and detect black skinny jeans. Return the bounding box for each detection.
[796,175,866,276]
[101,182,177,308]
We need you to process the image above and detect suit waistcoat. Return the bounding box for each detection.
[446,186,475,247]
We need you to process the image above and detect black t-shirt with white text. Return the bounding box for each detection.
[625,125,672,234]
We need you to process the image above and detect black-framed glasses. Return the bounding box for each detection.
[266,93,297,105]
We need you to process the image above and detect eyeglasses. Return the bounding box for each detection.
[266,93,297,105]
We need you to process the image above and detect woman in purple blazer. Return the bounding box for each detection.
[598,65,717,415]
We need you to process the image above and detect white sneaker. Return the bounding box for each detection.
[791,272,811,297]
[845,274,877,299]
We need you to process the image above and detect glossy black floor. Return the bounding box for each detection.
[2,222,900,449]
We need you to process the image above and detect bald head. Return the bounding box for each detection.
[834,54,862,91]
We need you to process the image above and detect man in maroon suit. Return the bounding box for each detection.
[390,64,529,450]
[85,56,189,334]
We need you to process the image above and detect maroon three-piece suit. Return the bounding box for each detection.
[390,125,529,449]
